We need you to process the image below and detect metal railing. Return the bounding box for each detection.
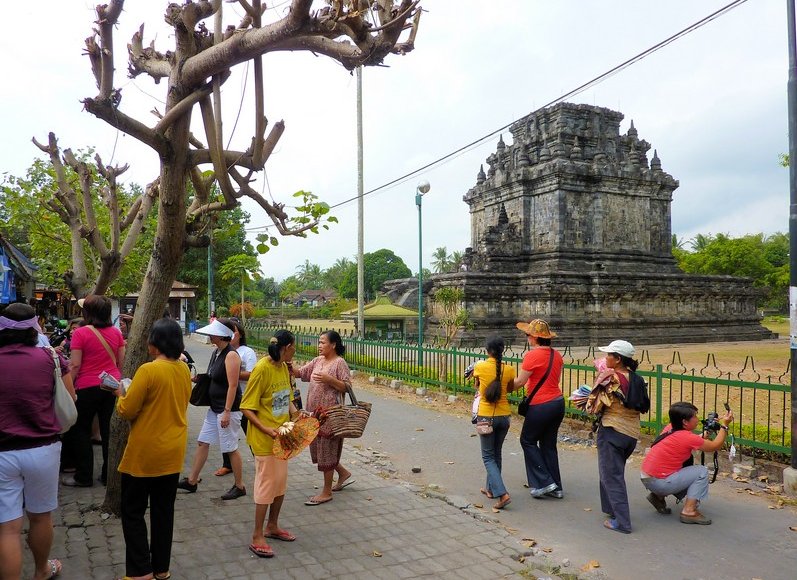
[246,324,791,459]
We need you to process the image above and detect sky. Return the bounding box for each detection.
[0,1,789,283]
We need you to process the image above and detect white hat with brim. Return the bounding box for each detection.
[196,319,234,339]
[598,339,635,358]
[77,298,85,309]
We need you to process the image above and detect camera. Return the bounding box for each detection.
[464,363,475,379]
[701,412,721,432]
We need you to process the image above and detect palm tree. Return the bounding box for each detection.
[431,246,450,273]
[449,250,464,272]
[218,254,262,325]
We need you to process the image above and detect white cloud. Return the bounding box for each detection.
[1,1,789,282]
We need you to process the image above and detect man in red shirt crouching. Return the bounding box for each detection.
[640,402,733,525]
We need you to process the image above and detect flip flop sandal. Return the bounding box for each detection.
[265,530,297,542]
[249,543,274,558]
[304,496,333,506]
[493,496,512,510]
[480,488,494,499]
[154,574,171,580]
[332,479,355,491]
[46,559,62,579]
[603,518,631,534]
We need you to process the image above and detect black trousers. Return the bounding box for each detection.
[520,396,565,490]
[597,425,638,532]
[63,386,115,485]
[121,473,179,577]
[222,415,248,469]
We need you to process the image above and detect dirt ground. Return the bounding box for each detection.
[288,318,790,377]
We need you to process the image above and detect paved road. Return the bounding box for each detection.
[27,338,797,579]
[351,375,797,580]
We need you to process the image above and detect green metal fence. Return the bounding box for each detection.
[246,324,791,459]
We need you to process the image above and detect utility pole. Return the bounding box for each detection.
[356,66,365,339]
[785,0,797,491]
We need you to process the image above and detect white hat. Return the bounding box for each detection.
[196,319,234,339]
[598,340,635,358]
[77,298,85,309]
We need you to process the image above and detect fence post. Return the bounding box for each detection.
[655,364,663,432]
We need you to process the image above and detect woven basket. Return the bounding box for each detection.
[324,384,372,439]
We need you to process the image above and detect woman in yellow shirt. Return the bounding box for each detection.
[472,335,517,510]
[113,318,192,580]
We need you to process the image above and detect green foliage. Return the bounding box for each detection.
[674,232,789,311]
[431,246,464,273]
[432,286,472,349]
[339,249,411,299]
[177,205,256,312]
[1,153,155,295]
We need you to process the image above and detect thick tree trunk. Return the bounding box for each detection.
[102,116,191,515]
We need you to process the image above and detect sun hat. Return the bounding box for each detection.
[515,318,557,339]
[598,340,635,358]
[196,319,234,339]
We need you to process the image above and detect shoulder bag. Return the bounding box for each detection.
[87,325,120,370]
[48,347,78,433]
[517,348,555,417]
[190,349,222,407]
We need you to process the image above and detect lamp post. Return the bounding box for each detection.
[416,180,430,367]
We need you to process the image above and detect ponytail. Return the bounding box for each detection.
[483,334,505,404]
[268,330,295,361]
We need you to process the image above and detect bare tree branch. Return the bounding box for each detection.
[128,24,171,80]
[95,0,125,99]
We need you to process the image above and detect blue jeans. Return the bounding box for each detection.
[478,415,511,497]
[642,465,709,502]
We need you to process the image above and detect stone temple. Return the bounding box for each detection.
[385,102,773,345]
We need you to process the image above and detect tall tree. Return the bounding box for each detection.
[218,253,262,324]
[340,249,411,299]
[296,260,325,290]
[431,246,450,273]
[80,0,423,514]
[1,145,156,297]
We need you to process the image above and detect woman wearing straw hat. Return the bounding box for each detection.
[177,319,246,501]
[512,319,565,499]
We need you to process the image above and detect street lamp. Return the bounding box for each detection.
[416,180,430,367]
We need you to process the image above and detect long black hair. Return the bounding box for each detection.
[483,335,505,404]
[268,330,295,361]
[617,354,639,372]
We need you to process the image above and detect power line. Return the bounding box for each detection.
[325,0,749,210]
[244,0,749,232]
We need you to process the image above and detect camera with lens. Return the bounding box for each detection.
[464,363,475,379]
[701,411,721,432]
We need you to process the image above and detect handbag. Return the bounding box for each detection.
[517,348,555,417]
[190,373,212,406]
[475,403,495,435]
[323,383,372,438]
[48,347,77,433]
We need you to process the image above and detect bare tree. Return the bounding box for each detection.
[79,0,422,514]
[31,133,156,298]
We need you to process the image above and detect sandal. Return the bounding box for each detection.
[249,543,274,558]
[265,529,297,542]
[480,488,494,499]
[304,496,333,506]
[603,518,631,534]
[214,467,232,476]
[45,559,62,579]
[493,495,511,510]
[154,574,171,580]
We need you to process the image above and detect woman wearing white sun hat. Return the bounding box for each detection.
[176,319,246,501]
[594,339,650,534]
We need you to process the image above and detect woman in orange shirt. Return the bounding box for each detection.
[512,319,565,499]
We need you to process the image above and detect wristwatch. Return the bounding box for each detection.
[719,425,728,431]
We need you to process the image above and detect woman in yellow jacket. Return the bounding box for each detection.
[472,335,517,510]
[112,319,192,580]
